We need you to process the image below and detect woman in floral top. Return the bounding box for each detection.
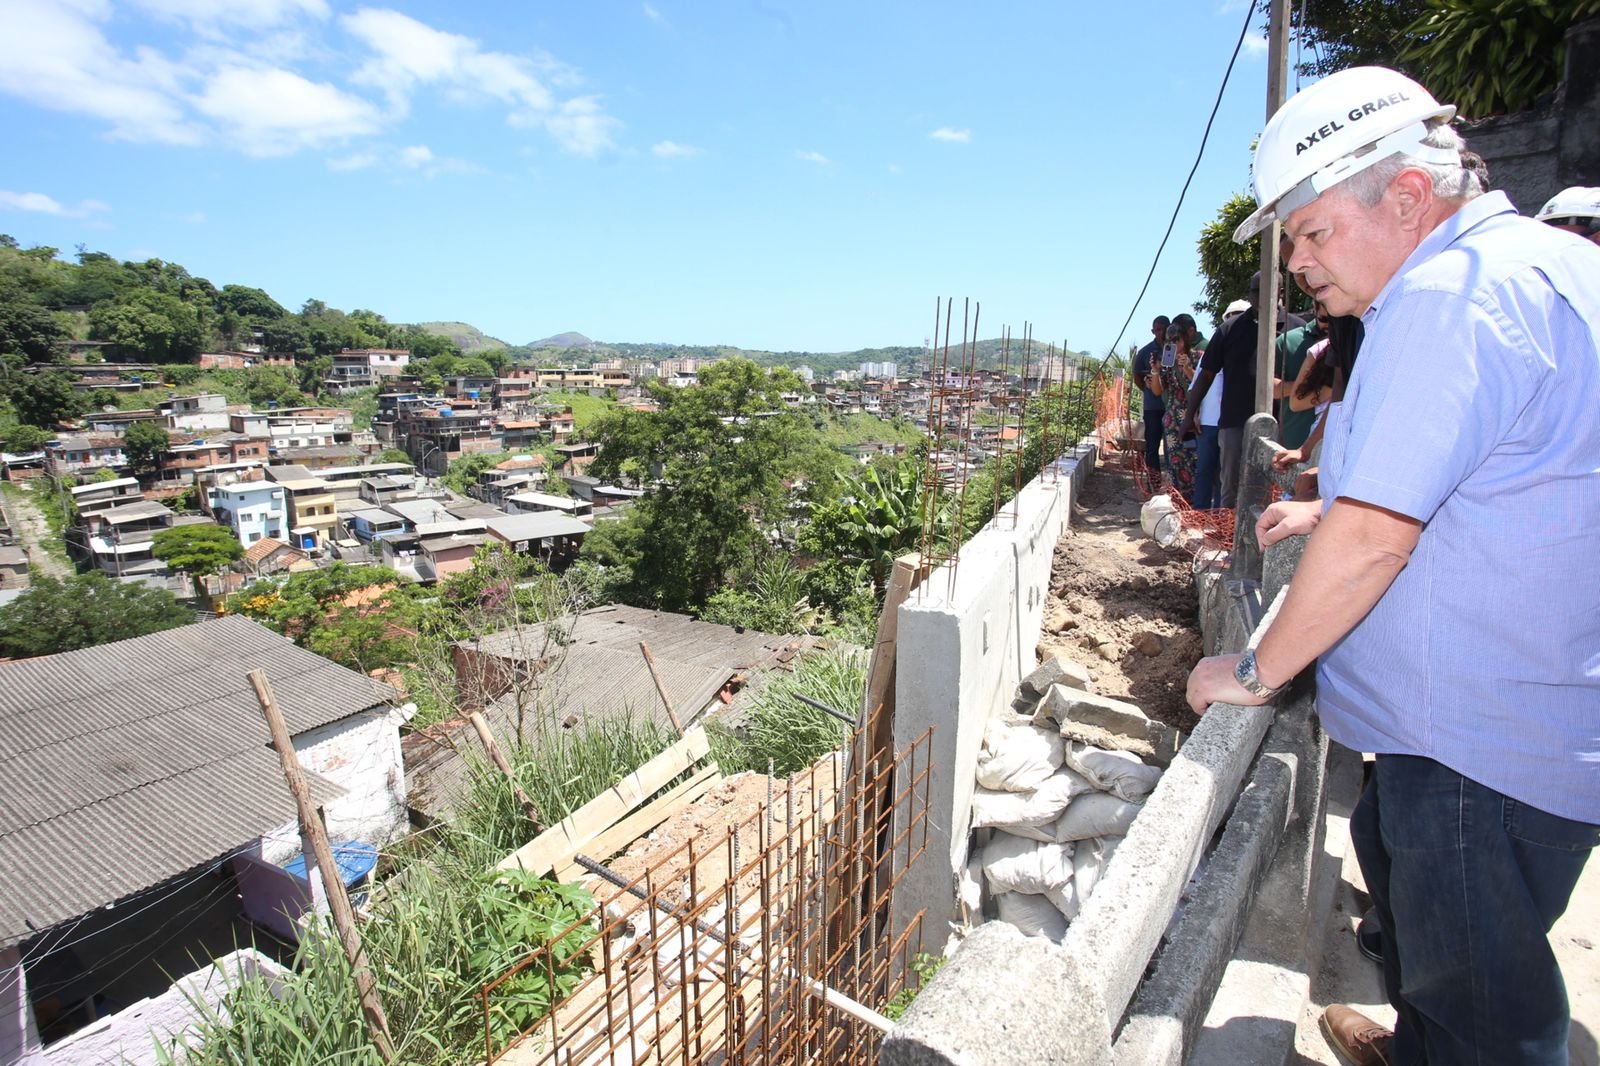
[1149,321,1199,499]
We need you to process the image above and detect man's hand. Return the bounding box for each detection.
[1180,413,1197,439]
[1186,653,1268,715]
[1293,467,1319,500]
[1271,446,1306,471]
[1256,499,1322,548]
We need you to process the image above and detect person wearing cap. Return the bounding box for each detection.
[1183,66,1600,1066]
[1181,274,1261,510]
[1273,301,1328,451]
[1536,185,1600,245]
[1131,316,1171,477]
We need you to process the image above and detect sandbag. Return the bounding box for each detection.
[1052,792,1144,842]
[1073,835,1123,905]
[970,767,1096,830]
[1063,742,1163,802]
[994,891,1068,941]
[1046,881,1080,921]
[975,716,1065,792]
[980,831,1075,896]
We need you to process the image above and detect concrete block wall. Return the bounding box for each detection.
[890,441,1098,957]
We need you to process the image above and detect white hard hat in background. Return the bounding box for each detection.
[1536,186,1600,223]
[1234,66,1457,244]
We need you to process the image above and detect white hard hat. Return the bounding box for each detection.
[1536,186,1600,223]
[1234,66,1457,243]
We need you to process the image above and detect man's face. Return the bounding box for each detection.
[1283,185,1414,317]
[1546,221,1600,246]
[1314,302,1330,332]
[1151,320,1166,340]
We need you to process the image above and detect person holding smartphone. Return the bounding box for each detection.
[1148,317,1199,499]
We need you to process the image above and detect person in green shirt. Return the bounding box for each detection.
[1272,302,1328,449]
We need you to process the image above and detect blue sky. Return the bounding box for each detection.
[0,0,1280,355]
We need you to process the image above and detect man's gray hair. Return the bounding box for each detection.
[1340,121,1482,207]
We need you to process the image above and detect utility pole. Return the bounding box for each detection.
[1256,0,1291,417]
[249,669,396,1062]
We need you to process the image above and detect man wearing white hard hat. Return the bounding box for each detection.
[1184,66,1600,1066]
[1536,185,1600,244]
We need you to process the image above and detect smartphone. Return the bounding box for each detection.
[1161,342,1177,368]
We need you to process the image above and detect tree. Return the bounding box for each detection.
[583,359,812,610]
[152,524,243,599]
[0,277,68,363]
[801,461,928,598]
[0,572,191,657]
[1288,0,1599,119]
[122,420,173,476]
[6,370,84,427]
[376,448,414,465]
[2,423,49,453]
[244,365,305,409]
[87,289,203,363]
[228,563,420,671]
[218,284,288,321]
[1194,193,1262,327]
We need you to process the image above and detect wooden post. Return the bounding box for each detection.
[1256,0,1292,418]
[468,710,543,828]
[638,641,685,734]
[248,669,396,1062]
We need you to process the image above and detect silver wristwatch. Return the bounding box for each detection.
[1234,648,1287,699]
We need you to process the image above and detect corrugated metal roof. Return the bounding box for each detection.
[0,616,394,947]
[407,606,817,822]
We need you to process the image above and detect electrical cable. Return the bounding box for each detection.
[1102,0,1259,359]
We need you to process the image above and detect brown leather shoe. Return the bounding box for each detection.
[1320,1004,1393,1066]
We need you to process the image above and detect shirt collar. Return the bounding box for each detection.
[1363,191,1517,324]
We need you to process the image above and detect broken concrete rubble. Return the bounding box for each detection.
[1031,683,1182,767]
[1019,652,1094,699]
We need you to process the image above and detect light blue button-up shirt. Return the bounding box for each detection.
[1317,191,1600,824]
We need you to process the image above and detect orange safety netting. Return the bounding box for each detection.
[1091,377,1238,560]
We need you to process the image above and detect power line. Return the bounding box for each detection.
[1103,0,1259,358]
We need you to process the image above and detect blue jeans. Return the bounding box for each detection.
[1143,409,1164,473]
[1192,424,1221,509]
[1351,754,1598,1065]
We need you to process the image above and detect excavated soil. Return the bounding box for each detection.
[1038,461,1204,734]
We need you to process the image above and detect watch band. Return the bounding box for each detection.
[1235,648,1287,699]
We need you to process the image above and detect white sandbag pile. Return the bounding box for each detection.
[970,653,1181,943]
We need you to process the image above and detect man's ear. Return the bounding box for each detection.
[1389,167,1435,233]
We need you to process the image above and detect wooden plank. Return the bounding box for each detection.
[498,726,712,876]
[553,764,722,881]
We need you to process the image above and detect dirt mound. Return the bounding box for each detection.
[1038,463,1203,734]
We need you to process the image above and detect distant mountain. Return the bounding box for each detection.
[417,321,509,354]
[527,331,598,349]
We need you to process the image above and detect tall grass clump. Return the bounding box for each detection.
[454,710,680,856]
[160,863,594,1065]
[709,646,866,776]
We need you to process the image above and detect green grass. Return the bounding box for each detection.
[816,411,922,450]
[542,390,615,432]
[708,646,865,776]
[0,481,72,566]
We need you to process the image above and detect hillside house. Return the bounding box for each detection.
[0,617,405,1058]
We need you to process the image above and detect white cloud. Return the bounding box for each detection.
[651,139,698,158]
[796,149,829,164]
[0,190,110,217]
[0,0,618,161]
[1241,34,1268,56]
[543,95,618,157]
[328,151,379,171]
[194,65,382,155]
[398,143,433,167]
[131,0,329,30]
[0,0,200,144]
[182,210,207,224]
[929,126,970,143]
[643,3,664,23]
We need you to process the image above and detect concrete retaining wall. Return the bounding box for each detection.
[889,441,1098,957]
[883,419,1335,1066]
